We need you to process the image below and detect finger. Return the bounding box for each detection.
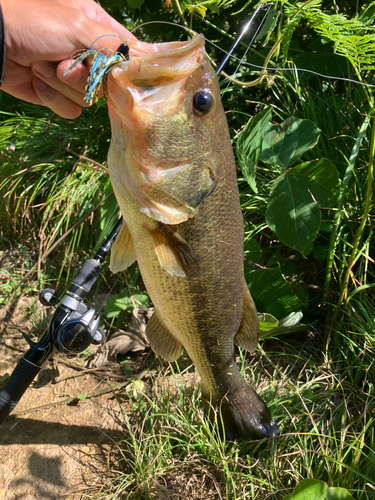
[32,61,89,108]
[32,76,83,119]
[56,59,89,95]
[57,59,107,100]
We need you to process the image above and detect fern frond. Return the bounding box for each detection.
[305,10,375,75]
[281,0,322,64]
[182,0,232,10]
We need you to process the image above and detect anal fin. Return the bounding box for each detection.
[147,223,199,278]
[234,282,259,352]
[146,312,182,362]
[110,220,136,273]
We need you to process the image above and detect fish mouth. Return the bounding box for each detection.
[110,35,205,88]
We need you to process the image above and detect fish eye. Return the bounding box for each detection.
[116,43,129,60]
[193,91,213,115]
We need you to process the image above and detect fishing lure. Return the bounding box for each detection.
[65,43,129,105]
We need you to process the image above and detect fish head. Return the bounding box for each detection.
[107,35,222,224]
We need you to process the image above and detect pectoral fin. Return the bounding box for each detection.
[109,221,136,273]
[146,312,182,362]
[234,282,259,352]
[147,223,199,278]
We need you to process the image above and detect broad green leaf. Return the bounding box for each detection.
[258,313,279,332]
[266,159,339,254]
[260,312,306,339]
[95,97,107,110]
[261,117,320,169]
[105,295,132,318]
[237,107,272,192]
[244,238,261,263]
[327,487,355,500]
[246,266,301,319]
[266,172,321,254]
[283,479,328,500]
[291,159,340,207]
[105,293,148,318]
[185,4,208,17]
[283,481,355,500]
[126,380,146,401]
[132,293,149,308]
[279,311,303,327]
[127,0,145,8]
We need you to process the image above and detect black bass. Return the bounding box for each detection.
[106,35,279,440]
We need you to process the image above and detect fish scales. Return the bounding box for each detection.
[106,35,279,440]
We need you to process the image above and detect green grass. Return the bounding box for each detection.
[88,323,374,499]
[1,1,375,499]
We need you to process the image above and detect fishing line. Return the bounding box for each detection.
[131,20,194,37]
[130,20,375,90]
[88,33,127,51]
[206,38,375,90]
[220,57,375,89]
[216,2,273,76]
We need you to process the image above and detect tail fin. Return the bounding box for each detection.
[204,380,279,441]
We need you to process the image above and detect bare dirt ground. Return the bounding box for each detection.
[0,294,149,500]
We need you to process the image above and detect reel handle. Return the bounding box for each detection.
[0,357,41,424]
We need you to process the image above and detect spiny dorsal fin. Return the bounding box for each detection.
[109,220,136,273]
[146,311,182,362]
[234,282,259,352]
[147,223,199,278]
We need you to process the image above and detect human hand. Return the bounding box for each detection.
[0,0,135,118]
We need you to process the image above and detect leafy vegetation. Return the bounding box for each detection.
[0,0,374,499]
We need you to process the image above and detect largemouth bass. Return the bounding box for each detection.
[106,35,279,440]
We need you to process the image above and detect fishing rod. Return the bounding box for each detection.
[216,2,274,76]
[0,4,274,424]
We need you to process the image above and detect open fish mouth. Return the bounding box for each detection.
[126,34,205,65]
[108,34,206,102]
[114,35,206,87]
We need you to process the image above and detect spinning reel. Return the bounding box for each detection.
[0,218,123,424]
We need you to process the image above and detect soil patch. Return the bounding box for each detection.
[0,295,143,500]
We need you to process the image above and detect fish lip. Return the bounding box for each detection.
[110,35,205,81]
[127,34,205,62]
